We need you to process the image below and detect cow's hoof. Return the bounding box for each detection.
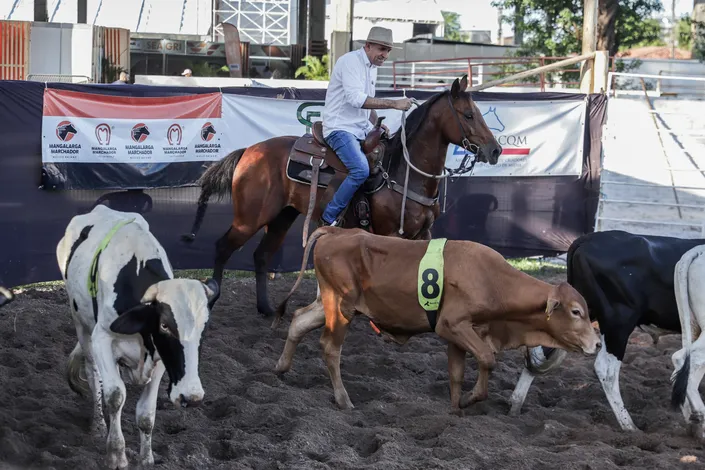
[274,359,290,374]
[107,451,128,470]
[335,394,354,410]
[688,421,705,441]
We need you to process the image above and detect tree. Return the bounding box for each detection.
[491,0,664,57]
[295,55,330,81]
[441,11,469,42]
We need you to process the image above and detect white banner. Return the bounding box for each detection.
[221,94,587,177]
[42,90,234,164]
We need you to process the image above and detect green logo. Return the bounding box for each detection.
[296,101,324,133]
[418,238,447,313]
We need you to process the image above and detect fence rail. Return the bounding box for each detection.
[379,53,616,92]
[25,74,92,83]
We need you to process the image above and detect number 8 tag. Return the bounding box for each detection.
[418,238,447,312]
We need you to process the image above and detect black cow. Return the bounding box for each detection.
[508,230,705,431]
[0,287,14,308]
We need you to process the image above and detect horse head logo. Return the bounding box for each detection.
[131,123,150,143]
[56,121,78,142]
[481,107,505,133]
[168,124,183,146]
[95,123,111,145]
[201,122,216,142]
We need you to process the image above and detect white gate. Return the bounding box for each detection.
[594,72,705,238]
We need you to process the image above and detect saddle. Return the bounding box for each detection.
[287,118,389,245]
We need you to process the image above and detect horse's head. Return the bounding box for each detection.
[439,75,502,165]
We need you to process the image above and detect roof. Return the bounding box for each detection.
[353,0,445,23]
[616,46,692,60]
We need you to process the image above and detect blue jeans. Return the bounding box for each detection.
[322,130,370,224]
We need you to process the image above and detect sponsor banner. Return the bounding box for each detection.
[41,89,230,164]
[221,94,587,177]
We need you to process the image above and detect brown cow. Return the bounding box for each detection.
[272,227,601,410]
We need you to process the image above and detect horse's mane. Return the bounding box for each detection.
[382,90,448,176]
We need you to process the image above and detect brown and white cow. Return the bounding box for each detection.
[272,226,601,410]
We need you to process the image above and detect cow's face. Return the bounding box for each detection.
[543,282,600,355]
[109,278,219,407]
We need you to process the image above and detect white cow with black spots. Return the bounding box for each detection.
[0,286,13,308]
[671,244,705,441]
[56,204,218,469]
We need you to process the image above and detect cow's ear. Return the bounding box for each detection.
[545,286,561,320]
[110,303,158,335]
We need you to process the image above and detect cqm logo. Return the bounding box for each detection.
[56,120,78,142]
[95,123,111,145]
[131,123,150,143]
[452,107,530,156]
[201,122,216,141]
[167,124,183,146]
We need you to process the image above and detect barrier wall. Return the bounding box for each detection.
[0,80,606,288]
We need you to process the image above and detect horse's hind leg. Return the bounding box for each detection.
[213,223,258,288]
[253,206,299,316]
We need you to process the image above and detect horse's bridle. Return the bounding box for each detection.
[445,93,480,178]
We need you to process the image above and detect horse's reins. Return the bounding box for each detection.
[396,90,480,235]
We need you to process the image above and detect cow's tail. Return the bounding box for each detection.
[181,148,245,243]
[271,226,334,329]
[66,341,90,398]
[670,247,704,409]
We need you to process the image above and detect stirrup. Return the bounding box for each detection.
[355,199,370,227]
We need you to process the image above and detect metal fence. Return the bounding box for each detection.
[25,74,93,83]
[378,55,617,92]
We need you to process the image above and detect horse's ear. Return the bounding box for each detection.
[459,74,468,92]
[451,78,460,98]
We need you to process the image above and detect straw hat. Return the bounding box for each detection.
[365,27,401,49]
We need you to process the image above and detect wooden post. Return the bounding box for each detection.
[580,0,599,93]
[593,50,609,93]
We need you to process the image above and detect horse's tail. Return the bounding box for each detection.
[0,286,14,308]
[670,246,705,409]
[271,226,334,329]
[67,341,90,398]
[181,148,245,243]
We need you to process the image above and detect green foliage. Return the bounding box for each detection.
[441,11,469,41]
[678,15,705,62]
[491,0,664,57]
[295,54,330,81]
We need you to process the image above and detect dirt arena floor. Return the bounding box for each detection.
[0,269,704,470]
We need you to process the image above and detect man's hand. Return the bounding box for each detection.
[393,97,413,111]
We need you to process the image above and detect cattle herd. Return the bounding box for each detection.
[2,204,705,468]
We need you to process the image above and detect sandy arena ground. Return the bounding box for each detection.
[0,270,703,470]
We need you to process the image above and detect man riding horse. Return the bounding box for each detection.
[317,27,412,227]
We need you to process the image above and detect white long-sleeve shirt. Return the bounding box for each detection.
[322,47,377,140]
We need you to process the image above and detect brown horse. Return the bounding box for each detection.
[181,75,502,316]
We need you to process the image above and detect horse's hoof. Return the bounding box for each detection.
[257,307,274,317]
[180,233,196,243]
